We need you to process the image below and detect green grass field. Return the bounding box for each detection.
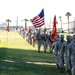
[0,31,66,75]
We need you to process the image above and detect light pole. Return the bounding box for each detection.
[16,16,18,30]
[59,16,62,30]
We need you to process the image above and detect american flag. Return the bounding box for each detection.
[31,9,45,28]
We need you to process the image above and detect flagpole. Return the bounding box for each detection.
[43,8,45,29]
[44,23,46,28]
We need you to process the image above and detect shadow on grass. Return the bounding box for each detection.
[0,47,66,75]
[0,47,55,63]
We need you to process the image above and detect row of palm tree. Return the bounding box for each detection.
[5,18,29,32]
[6,12,72,33]
[59,12,72,33]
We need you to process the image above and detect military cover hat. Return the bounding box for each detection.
[60,35,64,38]
[66,35,71,38]
[73,35,75,38]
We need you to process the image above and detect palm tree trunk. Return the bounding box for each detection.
[68,16,69,33]
[60,19,62,30]
[25,22,27,30]
[61,20,62,30]
[8,22,9,32]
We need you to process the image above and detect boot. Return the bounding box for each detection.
[67,70,72,75]
[60,68,64,73]
[67,73,71,75]
[56,64,59,69]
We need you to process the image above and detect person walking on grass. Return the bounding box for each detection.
[68,35,75,75]
[42,30,48,53]
[55,35,65,73]
[36,30,42,53]
[60,35,72,75]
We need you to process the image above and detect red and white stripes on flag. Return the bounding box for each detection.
[31,9,45,28]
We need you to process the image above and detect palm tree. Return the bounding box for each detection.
[65,12,72,33]
[6,19,11,31]
[59,16,62,30]
[24,19,28,30]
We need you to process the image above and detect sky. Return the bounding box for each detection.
[0,0,75,27]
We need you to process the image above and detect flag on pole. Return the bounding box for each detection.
[31,9,45,28]
[51,15,57,44]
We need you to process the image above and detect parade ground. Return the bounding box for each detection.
[0,31,66,75]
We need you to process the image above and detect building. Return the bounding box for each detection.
[62,21,75,33]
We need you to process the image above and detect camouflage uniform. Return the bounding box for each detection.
[28,32,32,45]
[36,31,42,52]
[47,32,52,53]
[32,32,37,47]
[42,31,48,53]
[55,35,65,72]
[60,35,71,75]
[52,35,60,54]
[68,35,75,75]
[46,33,52,53]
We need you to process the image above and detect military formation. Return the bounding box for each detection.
[24,29,52,53]
[19,28,75,75]
[36,29,52,53]
[51,34,75,75]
